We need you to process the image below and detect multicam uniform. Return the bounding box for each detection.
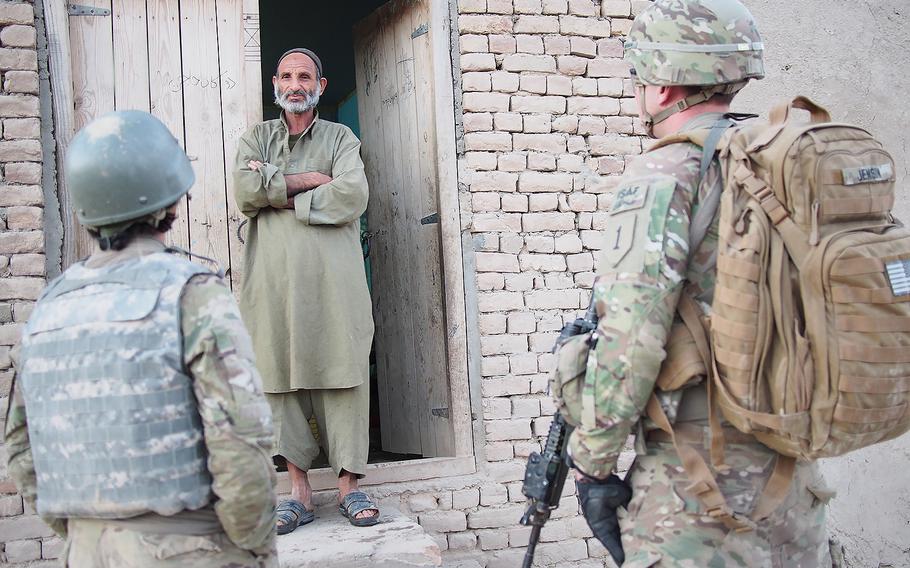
[4,238,277,567]
[569,114,834,567]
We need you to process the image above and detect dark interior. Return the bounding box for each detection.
[260,0,389,119]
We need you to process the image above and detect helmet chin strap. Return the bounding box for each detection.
[638,82,747,138]
[636,84,657,138]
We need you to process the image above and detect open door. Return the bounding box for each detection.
[353,0,453,457]
[65,0,261,291]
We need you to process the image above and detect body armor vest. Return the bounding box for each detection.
[19,251,213,518]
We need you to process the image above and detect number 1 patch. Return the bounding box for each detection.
[603,215,636,268]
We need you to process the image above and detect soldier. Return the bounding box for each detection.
[4,110,278,567]
[571,1,834,566]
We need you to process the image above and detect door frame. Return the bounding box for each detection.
[298,0,475,488]
[47,0,475,488]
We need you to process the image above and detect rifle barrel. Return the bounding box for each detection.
[522,524,543,568]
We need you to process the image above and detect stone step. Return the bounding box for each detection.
[276,504,442,567]
[441,559,485,568]
[441,561,484,568]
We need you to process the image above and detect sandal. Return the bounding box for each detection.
[276,499,314,535]
[338,491,380,527]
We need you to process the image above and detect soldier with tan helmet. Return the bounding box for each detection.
[567,1,835,566]
[4,110,278,567]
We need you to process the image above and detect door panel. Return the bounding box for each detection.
[67,0,262,287]
[69,0,114,260]
[354,0,452,457]
[147,0,191,250]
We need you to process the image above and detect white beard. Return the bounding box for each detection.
[274,84,321,114]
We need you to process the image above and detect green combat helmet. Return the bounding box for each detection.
[624,0,765,135]
[66,110,194,232]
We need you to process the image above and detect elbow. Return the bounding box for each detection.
[354,192,369,219]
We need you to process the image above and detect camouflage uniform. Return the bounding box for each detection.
[566,1,835,565]
[569,112,834,567]
[4,238,278,567]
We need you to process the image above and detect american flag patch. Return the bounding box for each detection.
[886,259,910,297]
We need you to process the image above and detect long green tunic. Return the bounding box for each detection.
[233,115,373,392]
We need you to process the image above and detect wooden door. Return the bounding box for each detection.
[354,0,452,457]
[67,0,262,291]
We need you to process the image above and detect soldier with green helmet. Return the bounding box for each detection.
[4,110,278,567]
[568,1,835,566]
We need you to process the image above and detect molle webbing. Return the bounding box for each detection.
[19,252,213,519]
[707,96,910,464]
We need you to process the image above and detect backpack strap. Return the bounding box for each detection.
[688,117,735,255]
[750,453,797,520]
[645,396,757,532]
[644,114,799,530]
[726,156,812,260]
[769,96,831,125]
[676,293,728,471]
[678,294,798,523]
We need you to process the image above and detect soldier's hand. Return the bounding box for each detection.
[576,472,632,566]
[248,160,263,171]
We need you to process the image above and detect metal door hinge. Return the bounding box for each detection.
[431,407,449,418]
[420,212,439,225]
[68,4,111,16]
[411,23,428,39]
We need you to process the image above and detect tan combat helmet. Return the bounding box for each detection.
[624,0,765,135]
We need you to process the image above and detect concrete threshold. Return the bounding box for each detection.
[276,504,442,567]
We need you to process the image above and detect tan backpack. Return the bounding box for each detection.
[551,97,910,530]
[642,96,910,530]
[705,96,910,459]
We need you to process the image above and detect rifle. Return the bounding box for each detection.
[519,301,598,568]
[519,412,573,568]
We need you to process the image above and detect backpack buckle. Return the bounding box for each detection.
[706,506,757,533]
[753,184,773,203]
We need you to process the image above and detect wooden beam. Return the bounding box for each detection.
[216,0,257,292]
[430,0,474,458]
[43,0,77,268]
[181,0,230,273]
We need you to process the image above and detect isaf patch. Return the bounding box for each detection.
[599,177,678,275]
[610,184,649,215]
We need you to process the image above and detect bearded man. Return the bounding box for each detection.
[233,48,377,534]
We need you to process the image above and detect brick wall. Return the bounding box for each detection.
[391,0,648,565]
[0,2,60,565]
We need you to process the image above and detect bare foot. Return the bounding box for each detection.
[278,461,314,532]
[338,470,379,522]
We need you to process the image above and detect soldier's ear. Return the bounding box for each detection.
[655,85,675,107]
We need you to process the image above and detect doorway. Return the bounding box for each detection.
[61,0,474,487]
[260,0,456,463]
